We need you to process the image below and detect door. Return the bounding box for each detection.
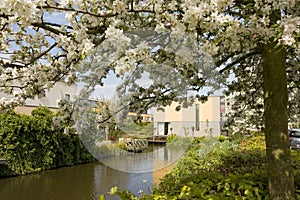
[157,122,170,135]
[157,122,164,135]
[164,122,170,135]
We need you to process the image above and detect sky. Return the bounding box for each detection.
[83,70,154,100]
[91,72,121,100]
[90,74,224,100]
[2,10,226,102]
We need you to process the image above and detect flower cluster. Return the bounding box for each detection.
[0,0,298,127]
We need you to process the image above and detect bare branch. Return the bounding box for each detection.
[42,22,73,30]
[26,42,58,66]
[31,22,66,35]
[219,51,260,73]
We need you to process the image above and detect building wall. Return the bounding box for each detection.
[181,104,196,122]
[154,96,221,137]
[155,103,182,122]
[14,106,58,115]
[0,82,77,114]
[24,82,77,108]
[200,96,220,122]
[127,112,154,123]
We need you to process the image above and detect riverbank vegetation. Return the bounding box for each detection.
[0,107,94,177]
[109,133,300,199]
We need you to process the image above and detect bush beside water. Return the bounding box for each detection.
[0,107,94,177]
[109,133,300,199]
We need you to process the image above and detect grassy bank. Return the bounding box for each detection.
[109,133,300,199]
[0,107,94,177]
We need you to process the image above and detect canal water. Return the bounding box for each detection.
[0,144,187,200]
[0,162,152,200]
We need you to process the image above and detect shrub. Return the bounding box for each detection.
[104,134,300,199]
[152,135,270,198]
[115,142,127,150]
[0,107,94,176]
[166,133,177,143]
[217,135,228,142]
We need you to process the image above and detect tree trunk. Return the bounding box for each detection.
[262,42,295,200]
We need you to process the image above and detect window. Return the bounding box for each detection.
[65,94,70,101]
[40,90,46,97]
[195,104,200,131]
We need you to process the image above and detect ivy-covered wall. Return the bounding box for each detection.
[0,107,94,177]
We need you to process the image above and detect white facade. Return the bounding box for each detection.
[0,82,77,114]
[25,82,77,108]
[153,96,221,137]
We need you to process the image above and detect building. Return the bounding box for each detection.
[0,82,77,114]
[127,112,154,123]
[153,96,222,137]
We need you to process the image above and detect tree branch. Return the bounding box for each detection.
[31,22,66,35]
[219,51,260,73]
[0,13,9,19]
[26,42,58,66]
[42,22,73,30]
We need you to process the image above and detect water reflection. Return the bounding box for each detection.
[98,143,188,173]
[0,144,184,200]
[0,162,152,200]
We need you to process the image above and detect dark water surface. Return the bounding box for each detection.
[0,162,152,200]
[0,144,186,200]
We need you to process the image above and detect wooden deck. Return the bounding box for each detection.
[147,135,167,144]
[119,138,148,152]
[148,140,166,144]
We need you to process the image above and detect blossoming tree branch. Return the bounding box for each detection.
[0,0,299,199]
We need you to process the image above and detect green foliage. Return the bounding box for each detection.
[166,133,177,143]
[115,142,127,150]
[121,120,154,136]
[151,137,268,199]
[107,134,300,199]
[153,135,270,199]
[166,134,192,148]
[291,150,300,197]
[110,129,126,139]
[191,136,206,144]
[0,107,94,176]
[228,131,245,142]
[238,132,266,151]
[217,135,228,142]
[108,186,138,200]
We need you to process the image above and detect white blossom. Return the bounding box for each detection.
[113,0,127,14]
[0,0,298,121]
[279,34,296,46]
[81,39,95,55]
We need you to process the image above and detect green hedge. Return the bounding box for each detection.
[152,134,300,200]
[0,107,94,177]
[107,134,300,199]
[152,138,268,199]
